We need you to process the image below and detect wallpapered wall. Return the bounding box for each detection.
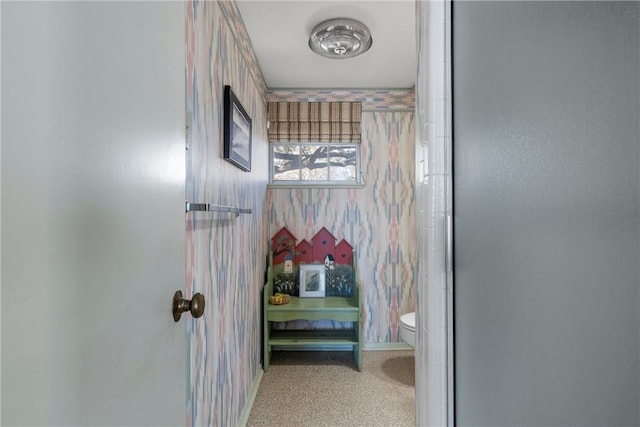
[267,90,416,344]
[185,0,415,421]
[185,1,267,426]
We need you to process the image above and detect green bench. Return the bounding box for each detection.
[263,257,362,371]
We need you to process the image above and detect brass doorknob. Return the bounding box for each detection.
[172,290,205,322]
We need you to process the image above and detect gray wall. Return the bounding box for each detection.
[453,2,639,425]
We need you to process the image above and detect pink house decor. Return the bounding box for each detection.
[335,239,354,265]
[269,226,355,296]
[311,226,336,261]
[295,240,314,265]
[271,227,296,265]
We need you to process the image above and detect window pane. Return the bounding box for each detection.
[329,146,357,181]
[270,142,360,185]
[273,145,300,181]
[300,145,328,181]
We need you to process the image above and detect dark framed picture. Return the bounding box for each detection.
[223,85,252,171]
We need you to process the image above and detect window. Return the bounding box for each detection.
[267,100,363,187]
[270,142,361,185]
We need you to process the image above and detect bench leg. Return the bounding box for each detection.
[264,320,270,372]
[264,346,270,372]
[355,320,362,371]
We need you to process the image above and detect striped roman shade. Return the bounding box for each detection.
[268,101,362,143]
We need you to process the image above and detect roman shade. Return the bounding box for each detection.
[268,101,361,143]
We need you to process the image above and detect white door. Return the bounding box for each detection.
[2,2,187,425]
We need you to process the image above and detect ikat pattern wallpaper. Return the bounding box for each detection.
[267,91,416,344]
[185,2,416,423]
[267,88,415,111]
[185,1,267,426]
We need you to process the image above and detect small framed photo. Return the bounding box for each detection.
[299,264,326,298]
[223,85,252,171]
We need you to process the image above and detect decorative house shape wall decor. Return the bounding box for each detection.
[312,227,336,261]
[295,240,313,264]
[336,239,354,265]
[271,227,296,265]
[270,227,355,296]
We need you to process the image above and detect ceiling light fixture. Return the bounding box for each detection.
[308,18,373,60]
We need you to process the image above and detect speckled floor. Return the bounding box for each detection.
[247,350,415,427]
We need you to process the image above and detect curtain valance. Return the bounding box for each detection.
[267,101,361,143]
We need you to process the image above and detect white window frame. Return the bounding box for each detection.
[268,142,364,188]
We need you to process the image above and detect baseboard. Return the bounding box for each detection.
[272,342,413,351]
[237,368,263,427]
[363,342,413,351]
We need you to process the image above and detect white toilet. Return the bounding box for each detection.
[399,312,415,348]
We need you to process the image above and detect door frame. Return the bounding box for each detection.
[415,1,454,426]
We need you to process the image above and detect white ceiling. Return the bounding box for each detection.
[235,0,417,89]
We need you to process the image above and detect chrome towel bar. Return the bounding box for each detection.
[185,202,252,216]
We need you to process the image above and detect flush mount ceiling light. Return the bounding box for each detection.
[308,18,373,59]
